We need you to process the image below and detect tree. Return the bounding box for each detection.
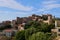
[25,21,55,33]
[15,21,55,40]
[28,32,46,40]
[0,25,12,30]
[15,30,25,40]
[15,27,37,40]
[25,27,37,40]
[0,36,10,40]
[47,24,55,32]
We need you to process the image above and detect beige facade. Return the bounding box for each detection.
[43,14,52,25]
[18,24,24,31]
[51,20,60,37]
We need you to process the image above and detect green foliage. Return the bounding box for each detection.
[39,23,48,32]
[0,25,12,30]
[45,33,52,40]
[48,33,57,40]
[5,25,12,28]
[15,21,55,40]
[25,21,54,33]
[15,30,25,40]
[55,17,60,20]
[47,24,55,32]
[25,21,41,29]
[28,32,46,40]
[0,36,11,40]
[25,27,37,40]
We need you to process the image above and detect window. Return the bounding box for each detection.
[21,25,24,27]
[58,29,60,32]
[58,34,60,36]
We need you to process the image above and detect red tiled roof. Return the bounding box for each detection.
[3,29,13,32]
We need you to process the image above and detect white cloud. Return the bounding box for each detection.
[0,0,33,11]
[0,10,34,17]
[42,1,56,4]
[0,10,25,14]
[42,0,60,10]
[0,10,28,22]
[44,4,60,10]
[34,0,60,13]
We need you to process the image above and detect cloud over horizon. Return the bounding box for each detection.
[0,0,60,21]
[0,0,33,11]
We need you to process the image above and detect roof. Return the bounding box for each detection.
[3,29,13,32]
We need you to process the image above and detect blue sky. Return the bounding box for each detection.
[0,0,60,22]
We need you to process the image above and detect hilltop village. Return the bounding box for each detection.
[0,14,60,40]
[0,14,53,35]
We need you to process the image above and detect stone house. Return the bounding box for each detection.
[51,20,60,37]
[3,29,17,37]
